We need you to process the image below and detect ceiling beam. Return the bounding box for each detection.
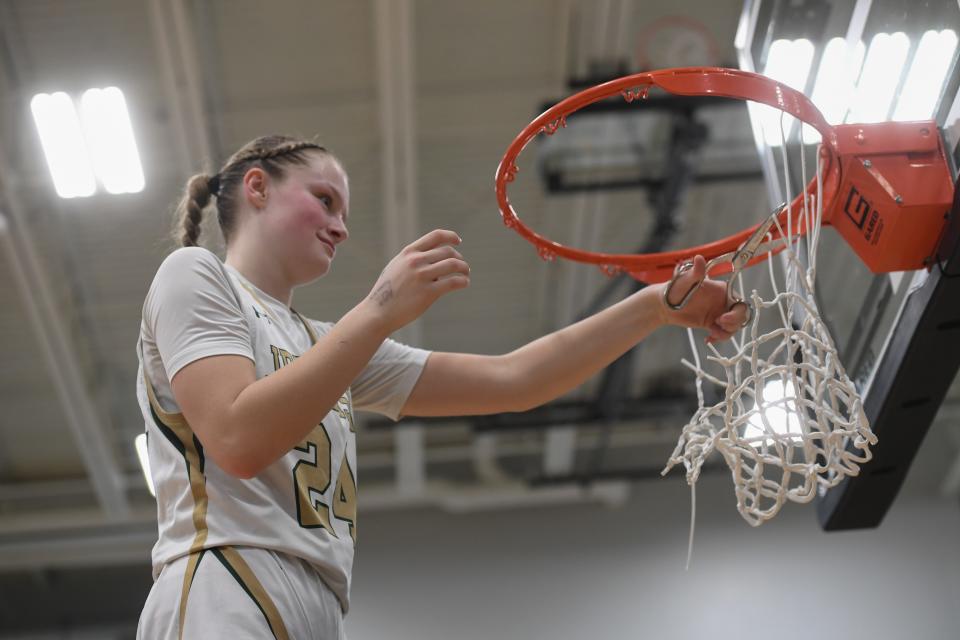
[0,205,129,519]
[374,0,425,498]
[147,0,217,171]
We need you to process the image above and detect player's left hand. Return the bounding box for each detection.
[654,255,749,344]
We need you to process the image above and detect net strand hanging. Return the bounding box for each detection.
[662,133,878,531]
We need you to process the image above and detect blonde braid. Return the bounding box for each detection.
[231,141,327,165]
[175,173,217,247]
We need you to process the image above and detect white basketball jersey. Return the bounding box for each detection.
[136,248,429,613]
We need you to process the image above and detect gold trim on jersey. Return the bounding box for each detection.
[212,546,290,640]
[178,549,206,637]
[291,309,319,343]
[143,373,211,639]
[143,375,209,552]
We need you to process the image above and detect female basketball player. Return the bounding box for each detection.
[136,135,745,639]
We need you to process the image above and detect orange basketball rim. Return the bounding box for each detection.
[494,67,955,284]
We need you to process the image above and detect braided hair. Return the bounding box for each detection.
[174,135,332,247]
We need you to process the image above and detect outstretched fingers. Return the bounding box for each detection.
[414,236,470,284]
[412,230,470,292]
[368,229,470,331]
[431,272,471,294]
[422,257,470,282]
[419,245,465,266]
[408,229,462,252]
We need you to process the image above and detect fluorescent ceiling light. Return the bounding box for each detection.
[31,87,145,198]
[848,32,911,123]
[134,433,156,497]
[893,29,958,121]
[759,39,815,147]
[30,92,96,199]
[804,37,866,143]
[80,87,145,194]
[743,379,803,446]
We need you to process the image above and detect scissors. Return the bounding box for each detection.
[662,204,785,326]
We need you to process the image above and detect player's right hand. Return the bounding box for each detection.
[656,254,749,344]
[365,229,470,331]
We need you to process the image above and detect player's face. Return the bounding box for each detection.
[266,153,350,284]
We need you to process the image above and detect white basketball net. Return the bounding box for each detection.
[662,141,878,530]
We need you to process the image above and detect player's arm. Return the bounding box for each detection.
[171,230,469,478]
[171,304,391,478]
[402,255,746,417]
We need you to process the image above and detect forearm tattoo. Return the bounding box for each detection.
[371,281,394,306]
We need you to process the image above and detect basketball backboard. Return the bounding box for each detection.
[736,0,960,529]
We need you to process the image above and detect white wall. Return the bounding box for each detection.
[348,448,960,640]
